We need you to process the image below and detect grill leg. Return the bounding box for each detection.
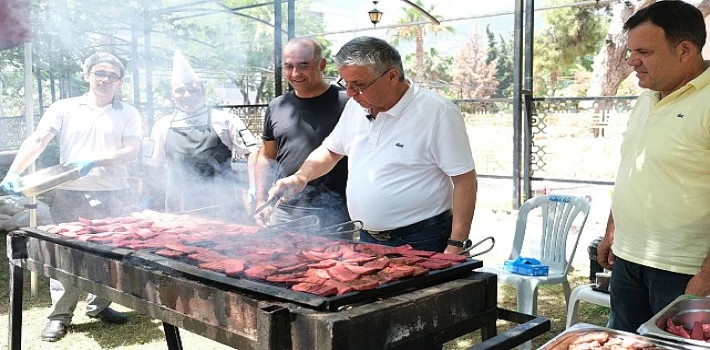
[162,322,183,350]
[8,261,24,350]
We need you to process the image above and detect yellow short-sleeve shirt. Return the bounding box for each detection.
[611,67,710,275]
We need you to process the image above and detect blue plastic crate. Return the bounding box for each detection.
[503,257,549,276]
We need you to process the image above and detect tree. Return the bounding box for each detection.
[388,0,454,82]
[486,26,514,98]
[403,47,454,95]
[452,27,498,100]
[588,0,710,96]
[534,0,608,96]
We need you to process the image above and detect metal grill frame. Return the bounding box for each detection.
[7,230,501,350]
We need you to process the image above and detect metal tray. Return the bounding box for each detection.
[638,295,710,348]
[16,163,81,196]
[539,323,699,350]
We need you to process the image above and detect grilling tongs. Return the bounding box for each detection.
[461,236,496,257]
[244,191,285,222]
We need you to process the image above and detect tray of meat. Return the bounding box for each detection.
[129,234,483,311]
[638,295,710,348]
[540,323,700,350]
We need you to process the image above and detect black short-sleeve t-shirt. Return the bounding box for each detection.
[262,85,349,197]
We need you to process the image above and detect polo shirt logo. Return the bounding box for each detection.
[395,143,404,148]
[677,113,684,118]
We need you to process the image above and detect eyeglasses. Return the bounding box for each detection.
[91,70,121,82]
[337,69,391,94]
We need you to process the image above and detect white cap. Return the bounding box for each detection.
[171,50,199,87]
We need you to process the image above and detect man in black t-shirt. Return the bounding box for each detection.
[255,38,349,228]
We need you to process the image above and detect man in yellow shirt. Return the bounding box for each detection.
[597,0,710,333]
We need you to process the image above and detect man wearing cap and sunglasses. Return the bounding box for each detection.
[0,51,142,341]
[268,36,478,255]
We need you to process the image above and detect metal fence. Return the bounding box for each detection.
[0,97,637,185]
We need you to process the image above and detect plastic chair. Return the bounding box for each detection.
[565,283,610,328]
[480,194,591,316]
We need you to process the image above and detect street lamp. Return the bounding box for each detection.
[368,1,383,27]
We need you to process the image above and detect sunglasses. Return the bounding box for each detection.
[91,70,121,82]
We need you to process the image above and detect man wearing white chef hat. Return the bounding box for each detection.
[143,50,258,218]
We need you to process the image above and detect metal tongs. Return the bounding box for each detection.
[262,214,321,233]
[311,220,364,238]
[461,236,496,257]
[244,191,285,222]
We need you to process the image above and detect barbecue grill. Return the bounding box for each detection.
[7,215,550,350]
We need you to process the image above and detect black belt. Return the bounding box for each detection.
[365,209,453,242]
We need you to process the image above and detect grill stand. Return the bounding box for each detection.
[6,230,547,349]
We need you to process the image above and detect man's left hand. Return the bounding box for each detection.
[686,269,710,296]
[67,160,97,176]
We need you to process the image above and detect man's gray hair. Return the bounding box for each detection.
[82,52,126,77]
[334,36,405,81]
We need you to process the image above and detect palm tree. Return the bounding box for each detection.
[388,0,454,82]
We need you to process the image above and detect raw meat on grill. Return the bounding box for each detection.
[354,243,395,256]
[344,278,380,291]
[277,262,309,274]
[378,265,416,280]
[154,249,184,258]
[363,257,390,270]
[36,212,474,298]
[323,279,354,295]
[343,264,379,275]
[223,259,246,277]
[244,265,278,279]
[400,249,437,258]
[199,260,227,273]
[304,268,331,279]
[308,259,338,269]
[416,259,452,270]
[291,282,338,297]
[266,271,306,283]
[389,256,425,265]
[430,253,467,263]
[327,264,360,282]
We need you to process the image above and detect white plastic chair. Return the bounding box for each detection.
[565,283,610,328]
[481,194,591,316]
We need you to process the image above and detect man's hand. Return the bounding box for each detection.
[597,233,615,270]
[253,203,273,227]
[247,186,257,204]
[67,161,97,176]
[269,173,308,205]
[444,245,464,255]
[686,269,710,296]
[0,170,21,194]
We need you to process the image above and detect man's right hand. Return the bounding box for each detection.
[597,233,615,270]
[0,170,21,194]
[269,173,308,204]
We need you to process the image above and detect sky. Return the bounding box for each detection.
[310,0,549,57]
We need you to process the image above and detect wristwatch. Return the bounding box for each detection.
[447,238,473,249]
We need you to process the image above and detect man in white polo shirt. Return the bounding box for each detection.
[0,52,141,341]
[597,1,710,333]
[268,36,477,254]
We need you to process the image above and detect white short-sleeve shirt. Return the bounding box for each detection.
[323,81,475,231]
[36,96,143,191]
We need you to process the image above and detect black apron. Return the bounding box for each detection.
[164,110,234,214]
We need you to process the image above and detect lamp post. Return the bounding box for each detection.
[368,1,383,27]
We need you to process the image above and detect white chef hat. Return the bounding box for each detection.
[171,50,199,87]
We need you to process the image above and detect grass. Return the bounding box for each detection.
[0,232,610,349]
